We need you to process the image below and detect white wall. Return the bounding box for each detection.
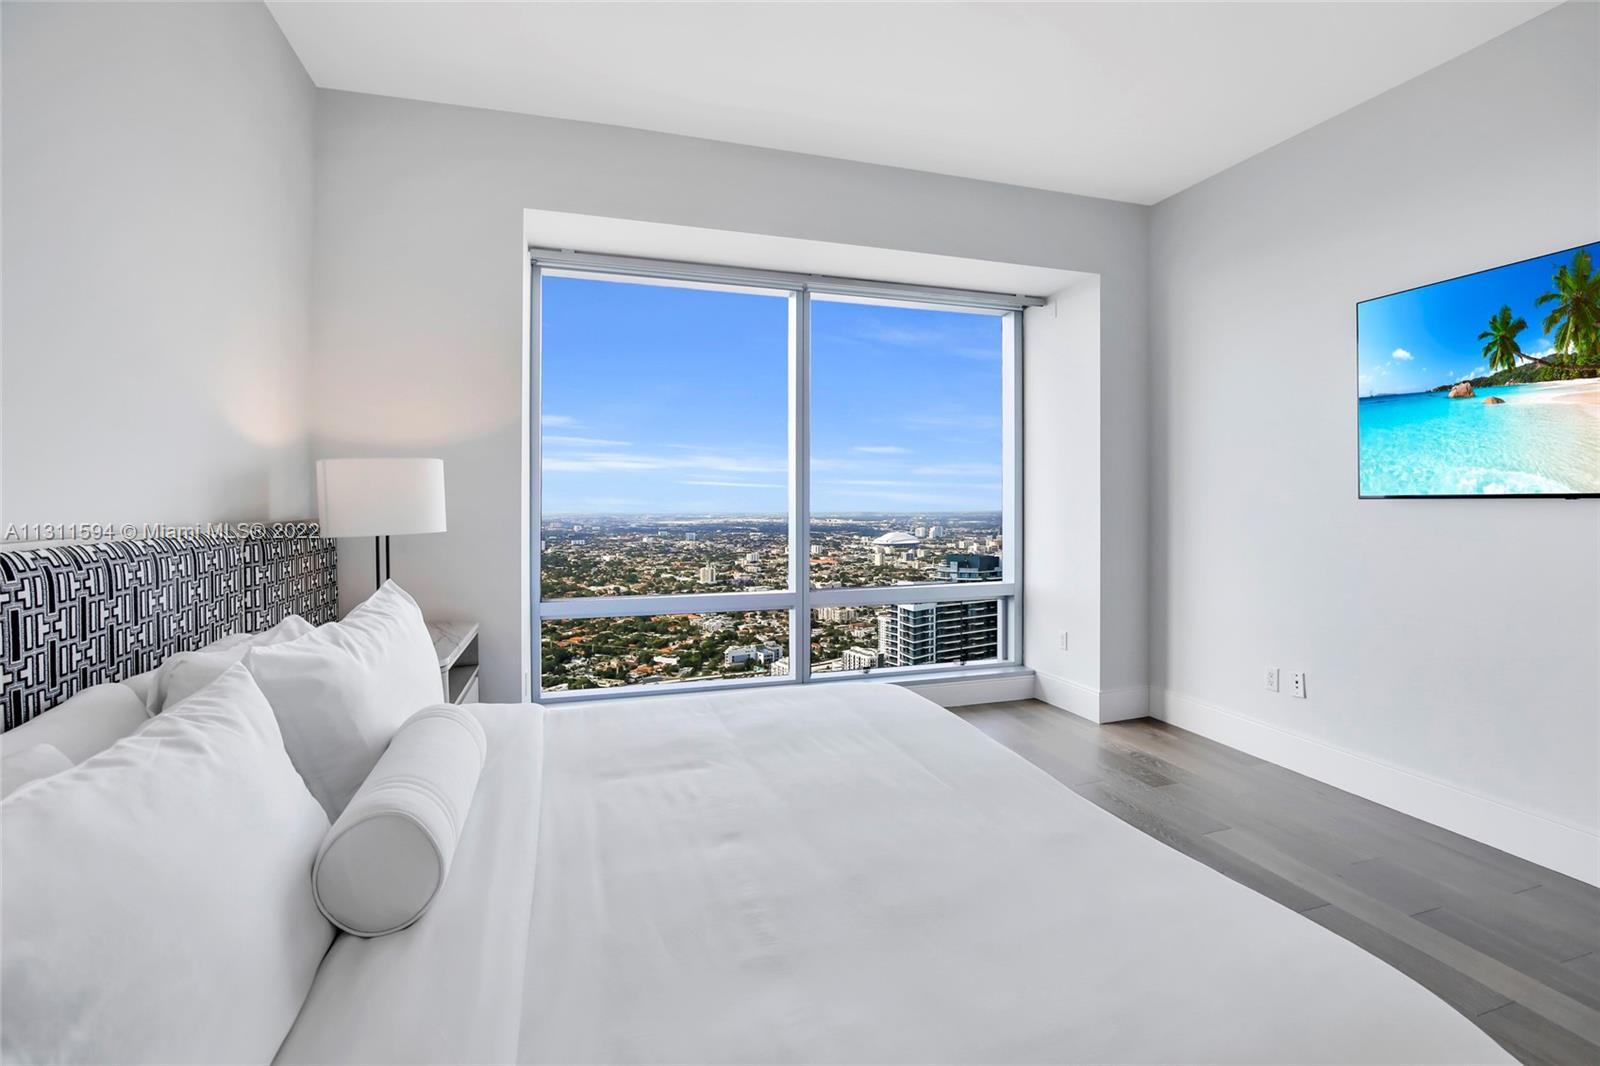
[310,90,1149,702]
[1,2,316,527]
[1150,2,1600,880]
[1024,277,1134,722]
[6,0,1589,879]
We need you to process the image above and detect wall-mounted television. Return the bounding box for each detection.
[1357,241,1599,499]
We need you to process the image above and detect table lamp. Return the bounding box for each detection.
[316,458,447,591]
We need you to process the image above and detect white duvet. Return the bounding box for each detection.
[276,684,1511,1065]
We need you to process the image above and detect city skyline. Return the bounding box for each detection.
[540,274,1003,514]
[538,511,1005,690]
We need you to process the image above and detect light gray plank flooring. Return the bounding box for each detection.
[955,699,1600,1066]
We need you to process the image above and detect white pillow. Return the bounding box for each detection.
[0,743,71,798]
[1,663,334,1065]
[246,581,441,819]
[119,667,159,708]
[145,614,315,715]
[0,680,148,764]
[314,705,487,936]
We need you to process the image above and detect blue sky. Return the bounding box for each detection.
[1357,242,1598,396]
[540,275,1003,514]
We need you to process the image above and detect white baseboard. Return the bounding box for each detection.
[1154,689,1600,888]
[904,670,1036,708]
[1031,671,1101,720]
[1098,684,1150,723]
[1032,671,1149,723]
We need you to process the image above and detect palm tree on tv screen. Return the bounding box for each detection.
[1478,305,1528,372]
[1536,248,1600,364]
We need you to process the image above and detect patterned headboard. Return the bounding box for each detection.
[0,535,338,731]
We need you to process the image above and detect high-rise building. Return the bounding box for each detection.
[841,646,880,671]
[878,601,998,667]
[697,564,719,583]
[935,553,1000,583]
[817,606,859,623]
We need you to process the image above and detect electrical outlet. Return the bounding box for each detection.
[1290,671,1307,699]
[1058,631,1069,651]
[1265,667,1279,693]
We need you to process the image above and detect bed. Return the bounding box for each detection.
[276,683,1512,1065]
[0,538,1513,1064]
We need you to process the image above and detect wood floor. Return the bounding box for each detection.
[955,699,1600,1066]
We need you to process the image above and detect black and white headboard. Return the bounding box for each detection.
[0,535,338,731]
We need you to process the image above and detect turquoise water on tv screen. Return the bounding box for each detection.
[1358,384,1600,496]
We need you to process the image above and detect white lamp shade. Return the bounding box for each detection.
[316,458,447,538]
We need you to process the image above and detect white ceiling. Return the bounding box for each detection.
[268,1,1557,205]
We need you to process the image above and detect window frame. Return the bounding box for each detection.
[529,248,1033,701]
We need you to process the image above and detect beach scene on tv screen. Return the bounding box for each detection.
[1357,242,1600,497]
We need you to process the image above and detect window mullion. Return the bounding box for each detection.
[790,289,813,682]
[1002,309,1022,666]
[529,264,544,700]
[540,590,799,621]
[808,583,1017,609]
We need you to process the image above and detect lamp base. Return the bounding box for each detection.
[374,534,392,592]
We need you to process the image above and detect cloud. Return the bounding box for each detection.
[819,476,1000,494]
[852,445,911,455]
[544,435,629,447]
[543,450,787,475]
[819,478,907,487]
[866,325,953,347]
[677,479,785,490]
[848,324,998,361]
[910,462,1002,478]
[825,488,1000,507]
[902,411,1000,431]
[542,413,579,427]
[1391,348,1413,361]
[547,497,631,513]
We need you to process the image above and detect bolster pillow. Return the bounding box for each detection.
[312,705,487,937]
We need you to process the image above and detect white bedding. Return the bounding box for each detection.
[276,684,1511,1065]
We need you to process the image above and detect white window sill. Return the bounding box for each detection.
[537,663,1035,706]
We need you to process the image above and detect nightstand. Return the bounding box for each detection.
[427,621,480,704]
